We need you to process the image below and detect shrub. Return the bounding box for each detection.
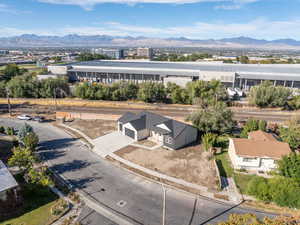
[246,176,271,202]
[0,126,5,133]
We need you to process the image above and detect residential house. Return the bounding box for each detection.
[228,130,292,172]
[0,160,20,216]
[117,111,198,150]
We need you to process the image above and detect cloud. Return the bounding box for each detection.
[37,0,261,10]
[1,18,300,40]
[0,3,31,14]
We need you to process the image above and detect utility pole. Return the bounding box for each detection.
[162,183,166,225]
[5,88,11,117]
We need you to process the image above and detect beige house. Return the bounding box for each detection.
[228,130,292,172]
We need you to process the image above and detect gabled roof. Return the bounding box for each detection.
[248,130,277,141]
[0,160,18,193]
[118,111,192,137]
[231,138,291,160]
[118,112,139,124]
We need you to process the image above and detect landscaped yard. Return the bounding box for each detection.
[0,135,15,163]
[134,139,157,147]
[233,173,257,194]
[0,175,66,225]
[67,119,116,139]
[115,144,219,191]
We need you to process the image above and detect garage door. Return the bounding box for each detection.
[125,128,135,139]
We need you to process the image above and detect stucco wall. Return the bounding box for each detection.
[228,138,276,171]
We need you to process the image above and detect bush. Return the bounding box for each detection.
[246,176,300,209]
[5,126,15,135]
[0,126,5,133]
[246,176,271,202]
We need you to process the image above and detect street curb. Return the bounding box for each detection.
[59,123,243,205]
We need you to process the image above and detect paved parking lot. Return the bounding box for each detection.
[92,131,135,157]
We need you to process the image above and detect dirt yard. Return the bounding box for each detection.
[67,119,116,139]
[134,139,157,147]
[115,144,219,191]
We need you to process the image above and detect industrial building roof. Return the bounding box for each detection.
[70,60,300,75]
[0,160,18,193]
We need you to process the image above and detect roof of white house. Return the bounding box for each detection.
[0,160,18,193]
[231,131,292,160]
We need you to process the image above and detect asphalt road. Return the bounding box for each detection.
[1,118,277,225]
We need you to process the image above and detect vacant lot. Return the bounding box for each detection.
[0,135,15,163]
[67,119,116,139]
[116,144,219,191]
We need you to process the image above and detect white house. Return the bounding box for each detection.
[228,130,292,172]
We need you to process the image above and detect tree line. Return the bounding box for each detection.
[74,79,229,104]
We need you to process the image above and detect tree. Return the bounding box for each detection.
[2,64,27,81]
[241,119,267,138]
[201,133,217,151]
[23,132,39,151]
[277,153,300,181]
[39,77,70,98]
[249,81,292,108]
[138,82,166,103]
[279,119,300,150]
[18,123,33,141]
[186,80,228,106]
[187,102,234,135]
[258,120,267,131]
[8,147,37,173]
[7,74,40,98]
[268,177,300,209]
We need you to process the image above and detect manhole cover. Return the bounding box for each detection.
[117,200,127,207]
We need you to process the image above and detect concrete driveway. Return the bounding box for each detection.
[92,131,135,157]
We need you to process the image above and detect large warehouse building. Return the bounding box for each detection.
[48,60,300,90]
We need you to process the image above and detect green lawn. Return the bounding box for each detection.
[0,175,61,225]
[233,173,257,194]
[214,149,258,194]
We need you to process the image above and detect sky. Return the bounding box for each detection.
[0,0,300,40]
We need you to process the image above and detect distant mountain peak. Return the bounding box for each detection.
[0,34,299,49]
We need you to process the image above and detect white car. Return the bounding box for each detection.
[17,115,32,120]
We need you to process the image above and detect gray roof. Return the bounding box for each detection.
[118,111,193,138]
[69,60,300,75]
[0,160,18,193]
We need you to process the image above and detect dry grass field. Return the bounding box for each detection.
[67,119,117,139]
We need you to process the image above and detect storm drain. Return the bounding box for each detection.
[117,200,127,207]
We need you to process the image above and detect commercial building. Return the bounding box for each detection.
[48,60,300,89]
[118,111,198,150]
[91,48,124,59]
[137,47,153,59]
[228,131,291,172]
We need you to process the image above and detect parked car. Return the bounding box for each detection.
[17,115,32,120]
[33,116,45,122]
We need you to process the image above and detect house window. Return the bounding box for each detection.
[243,158,254,162]
[165,137,173,144]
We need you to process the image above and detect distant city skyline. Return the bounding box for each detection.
[0,0,299,40]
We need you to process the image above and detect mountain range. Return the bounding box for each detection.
[1,34,300,49]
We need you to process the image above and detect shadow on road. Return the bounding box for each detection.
[51,159,92,174]
[39,137,78,150]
